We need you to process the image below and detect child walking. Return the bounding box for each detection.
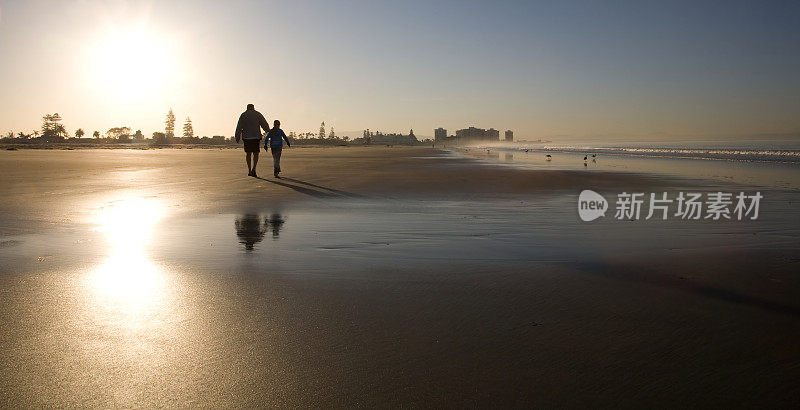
[264,120,291,178]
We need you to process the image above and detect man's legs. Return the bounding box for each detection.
[252,152,259,177]
[245,152,252,175]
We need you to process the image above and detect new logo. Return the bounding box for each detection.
[578,190,608,221]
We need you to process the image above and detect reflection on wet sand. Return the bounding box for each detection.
[266,213,285,238]
[88,198,168,321]
[235,213,285,251]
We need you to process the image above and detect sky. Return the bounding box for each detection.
[0,0,798,140]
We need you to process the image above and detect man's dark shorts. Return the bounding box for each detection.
[243,139,260,153]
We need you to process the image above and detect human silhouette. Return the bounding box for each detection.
[266,213,285,238]
[235,104,270,178]
[264,119,291,178]
[235,214,266,251]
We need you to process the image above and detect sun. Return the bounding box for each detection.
[89,27,174,100]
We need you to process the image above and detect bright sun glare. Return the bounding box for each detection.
[89,197,167,320]
[90,28,173,100]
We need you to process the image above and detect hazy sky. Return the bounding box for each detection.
[0,0,798,140]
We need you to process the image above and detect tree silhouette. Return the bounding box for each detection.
[152,132,167,145]
[75,128,84,139]
[133,129,144,140]
[92,130,100,139]
[106,127,131,141]
[165,108,176,142]
[41,113,68,142]
[319,122,325,139]
[182,117,193,138]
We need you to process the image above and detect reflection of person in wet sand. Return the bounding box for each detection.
[266,213,285,238]
[235,214,266,251]
[235,214,286,251]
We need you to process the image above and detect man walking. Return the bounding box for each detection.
[235,103,270,177]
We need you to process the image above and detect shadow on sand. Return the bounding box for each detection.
[584,261,800,319]
[256,177,363,199]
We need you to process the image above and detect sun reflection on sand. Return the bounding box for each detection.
[88,198,167,320]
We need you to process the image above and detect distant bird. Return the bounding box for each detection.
[583,155,588,161]
[591,154,596,158]
[545,154,552,160]
[524,149,529,153]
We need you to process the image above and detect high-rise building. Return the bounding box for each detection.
[456,127,486,140]
[434,128,447,141]
[505,130,513,142]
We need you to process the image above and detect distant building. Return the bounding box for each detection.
[363,129,420,145]
[455,127,481,140]
[505,130,513,142]
[434,127,447,141]
[455,126,499,142]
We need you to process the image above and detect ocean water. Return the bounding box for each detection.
[527,138,800,163]
[457,138,800,190]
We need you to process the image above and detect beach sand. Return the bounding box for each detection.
[1,147,798,407]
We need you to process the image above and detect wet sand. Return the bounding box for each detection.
[0,147,677,231]
[1,147,799,407]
